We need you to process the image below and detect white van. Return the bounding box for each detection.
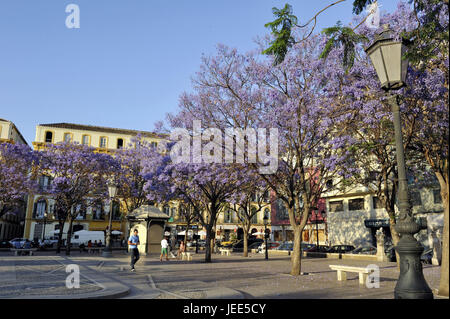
[71,230,105,246]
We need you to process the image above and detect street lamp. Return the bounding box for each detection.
[102,183,117,258]
[41,212,48,242]
[263,214,269,260]
[365,25,433,299]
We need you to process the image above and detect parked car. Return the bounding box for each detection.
[232,238,264,252]
[220,239,238,248]
[275,242,294,251]
[196,240,206,247]
[328,245,355,254]
[350,246,377,255]
[301,243,316,251]
[257,242,280,253]
[9,238,27,248]
[0,240,11,248]
[420,248,433,264]
[248,241,263,250]
[304,244,330,253]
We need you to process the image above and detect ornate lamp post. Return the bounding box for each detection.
[263,214,269,260]
[102,183,117,258]
[365,25,433,299]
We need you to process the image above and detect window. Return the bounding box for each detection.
[433,189,442,204]
[348,198,365,211]
[224,209,233,223]
[329,200,343,212]
[82,135,90,146]
[75,204,86,220]
[410,191,422,206]
[373,197,384,209]
[150,141,157,149]
[92,203,104,220]
[264,208,270,220]
[33,199,47,219]
[45,131,53,143]
[170,207,176,219]
[111,201,121,220]
[275,199,289,220]
[326,179,333,189]
[64,133,72,143]
[179,206,186,222]
[100,137,108,148]
[117,138,124,149]
[163,205,170,216]
[39,175,52,192]
[262,190,270,202]
[251,208,258,224]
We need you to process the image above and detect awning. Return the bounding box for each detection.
[364,219,390,228]
[127,205,170,221]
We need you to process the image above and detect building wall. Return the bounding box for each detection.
[33,125,161,151]
[325,187,444,248]
[0,119,28,241]
[24,123,166,241]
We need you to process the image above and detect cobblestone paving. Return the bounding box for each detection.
[111,252,442,299]
[0,256,103,298]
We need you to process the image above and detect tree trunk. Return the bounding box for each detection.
[290,226,303,276]
[55,220,65,254]
[205,225,213,263]
[438,177,449,297]
[184,221,190,246]
[388,217,401,269]
[243,230,249,257]
[65,217,74,256]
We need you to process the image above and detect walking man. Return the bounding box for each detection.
[128,229,140,272]
[160,236,169,262]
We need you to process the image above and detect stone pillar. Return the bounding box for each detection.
[376,227,387,262]
[431,229,442,266]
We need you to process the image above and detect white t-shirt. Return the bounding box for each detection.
[161,239,168,249]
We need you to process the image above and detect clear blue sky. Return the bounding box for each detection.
[0,0,400,144]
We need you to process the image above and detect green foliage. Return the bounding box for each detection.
[402,0,449,68]
[320,22,368,72]
[262,3,298,65]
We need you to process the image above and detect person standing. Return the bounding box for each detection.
[177,240,186,260]
[160,236,169,262]
[128,229,140,272]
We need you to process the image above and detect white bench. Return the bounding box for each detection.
[220,249,232,256]
[11,248,37,256]
[329,265,373,285]
[181,252,192,261]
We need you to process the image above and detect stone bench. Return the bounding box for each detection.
[220,249,232,256]
[329,265,372,285]
[181,252,192,261]
[10,248,38,256]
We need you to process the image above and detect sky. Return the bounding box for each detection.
[0,0,400,144]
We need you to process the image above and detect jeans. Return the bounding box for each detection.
[130,248,140,269]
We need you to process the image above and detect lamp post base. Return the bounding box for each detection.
[394,236,433,299]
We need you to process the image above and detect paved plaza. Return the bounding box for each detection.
[0,249,446,299]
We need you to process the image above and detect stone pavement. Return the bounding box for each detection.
[0,250,446,299]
